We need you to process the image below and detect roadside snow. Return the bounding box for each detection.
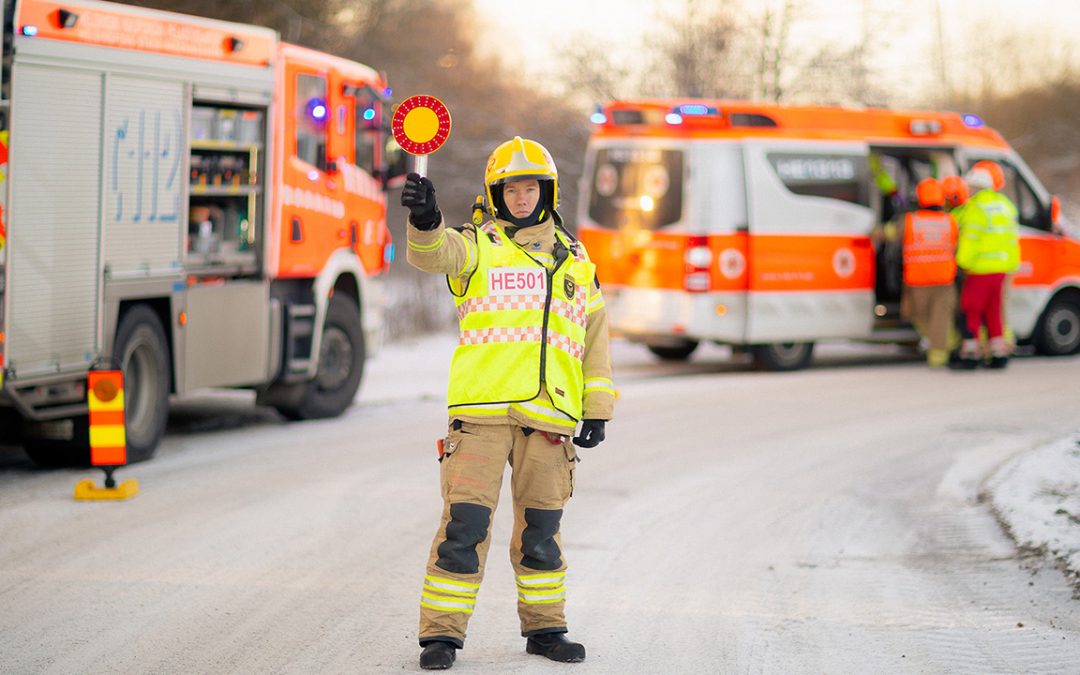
[986,434,1080,590]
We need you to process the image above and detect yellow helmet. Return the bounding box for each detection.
[484,136,558,217]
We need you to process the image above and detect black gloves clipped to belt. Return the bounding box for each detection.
[401,172,441,230]
[573,419,606,448]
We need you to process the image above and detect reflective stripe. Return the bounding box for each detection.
[550,297,587,327]
[516,572,566,586]
[457,295,547,319]
[460,326,543,346]
[514,400,575,422]
[518,589,566,604]
[408,231,445,253]
[421,575,479,614]
[583,377,614,395]
[586,293,605,314]
[516,572,567,605]
[449,402,511,417]
[424,574,480,593]
[420,593,476,613]
[547,329,584,360]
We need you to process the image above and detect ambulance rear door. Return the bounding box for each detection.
[741,139,876,343]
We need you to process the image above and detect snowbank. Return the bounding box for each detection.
[985,435,1080,591]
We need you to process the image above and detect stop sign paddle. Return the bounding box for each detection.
[392,95,451,176]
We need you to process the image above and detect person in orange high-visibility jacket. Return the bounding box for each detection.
[401,137,615,670]
[902,178,959,368]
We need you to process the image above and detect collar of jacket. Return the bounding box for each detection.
[498,216,555,250]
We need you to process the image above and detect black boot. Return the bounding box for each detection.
[987,355,1009,369]
[526,632,586,663]
[419,641,456,670]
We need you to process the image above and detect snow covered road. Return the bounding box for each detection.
[2,336,1079,673]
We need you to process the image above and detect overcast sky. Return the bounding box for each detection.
[472,0,1080,104]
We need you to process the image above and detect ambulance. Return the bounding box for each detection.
[0,0,407,464]
[578,99,1080,369]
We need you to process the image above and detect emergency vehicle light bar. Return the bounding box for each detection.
[908,119,942,136]
[962,113,984,128]
[677,104,719,116]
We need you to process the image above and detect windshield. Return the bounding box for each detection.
[588,147,683,230]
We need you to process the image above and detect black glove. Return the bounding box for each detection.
[400,172,440,230]
[573,419,606,448]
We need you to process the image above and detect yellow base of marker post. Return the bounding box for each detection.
[74,477,139,501]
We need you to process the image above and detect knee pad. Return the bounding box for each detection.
[436,502,491,574]
[520,508,563,570]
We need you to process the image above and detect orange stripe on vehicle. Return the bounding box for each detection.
[582,228,873,292]
[1013,234,1080,287]
[17,0,274,66]
[749,234,874,292]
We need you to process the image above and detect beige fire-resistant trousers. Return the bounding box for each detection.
[418,420,578,647]
[906,283,957,359]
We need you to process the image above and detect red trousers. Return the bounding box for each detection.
[960,273,1006,339]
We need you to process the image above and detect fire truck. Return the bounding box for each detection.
[579,99,1080,369]
[0,0,406,464]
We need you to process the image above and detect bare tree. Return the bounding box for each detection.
[640,0,743,98]
[557,36,634,110]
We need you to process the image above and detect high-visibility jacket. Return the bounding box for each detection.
[902,209,958,286]
[447,220,596,422]
[955,190,1021,274]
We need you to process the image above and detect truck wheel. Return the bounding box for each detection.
[113,305,171,462]
[276,296,365,420]
[752,342,815,371]
[1034,295,1080,356]
[647,339,699,361]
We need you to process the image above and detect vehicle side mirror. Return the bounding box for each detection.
[1051,195,1061,227]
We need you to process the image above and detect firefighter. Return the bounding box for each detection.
[941,175,969,213]
[902,178,959,368]
[941,174,972,361]
[400,136,615,670]
[953,161,1020,369]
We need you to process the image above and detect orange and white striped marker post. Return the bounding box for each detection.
[391,94,451,177]
[74,369,139,500]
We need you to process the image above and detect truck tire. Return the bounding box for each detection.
[647,339,699,361]
[1034,294,1080,356]
[275,296,365,420]
[113,305,171,462]
[752,342,815,371]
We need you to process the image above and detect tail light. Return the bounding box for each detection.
[684,236,712,292]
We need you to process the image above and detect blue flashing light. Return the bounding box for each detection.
[678,104,715,116]
[362,107,376,121]
[306,97,328,123]
[665,113,683,125]
[589,112,607,124]
[961,113,984,128]
[383,87,393,98]
[21,25,38,37]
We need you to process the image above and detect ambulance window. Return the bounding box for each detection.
[767,153,870,206]
[296,74,328,170]
[588,147,683,230]
[354,92,379,175]
[1001,163,1045,230]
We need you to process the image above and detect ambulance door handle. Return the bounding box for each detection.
[735,224,749,233]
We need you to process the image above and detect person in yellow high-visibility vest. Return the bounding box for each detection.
[953,161,1021,369]
[401,137,615,670]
